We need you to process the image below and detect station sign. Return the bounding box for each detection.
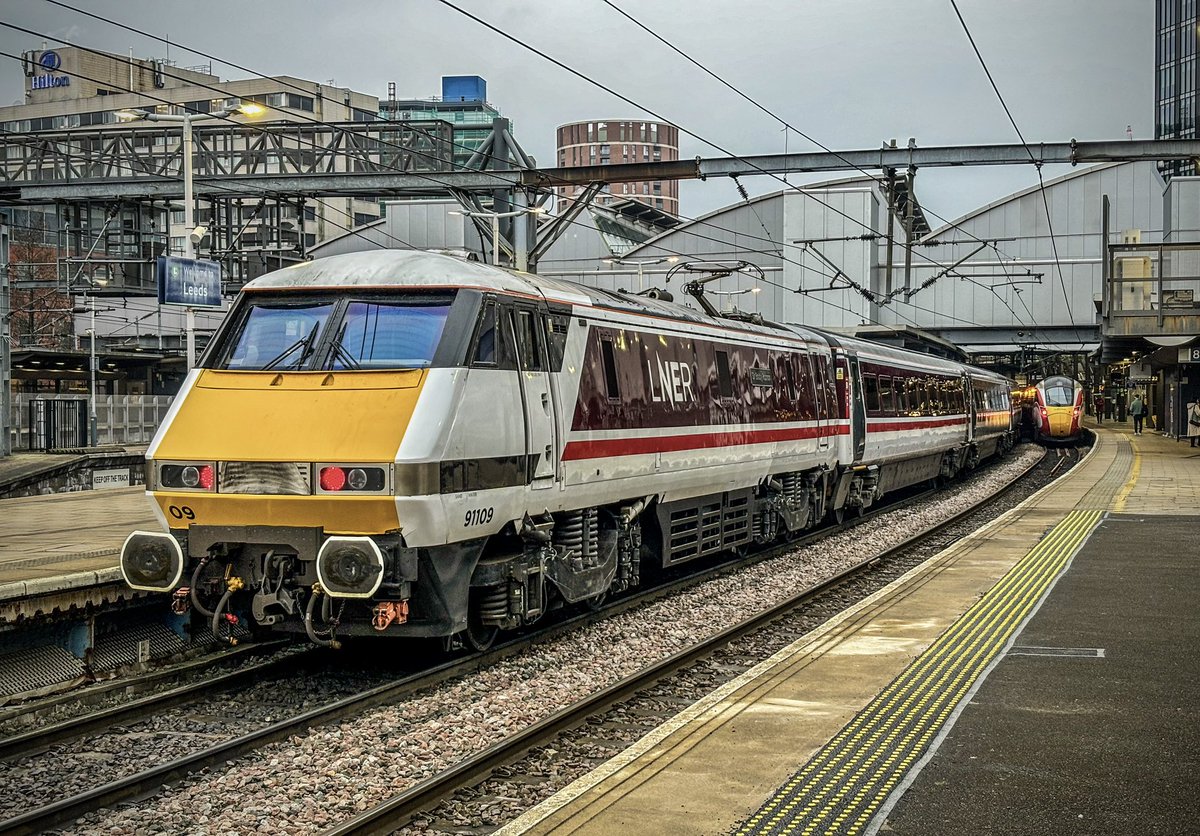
[157,256,223,308]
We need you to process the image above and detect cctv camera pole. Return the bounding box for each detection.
[182,112,197,371]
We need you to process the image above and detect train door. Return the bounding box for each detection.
[508,304,559,490]
[813,352,832,453]
[964,373,976,443]
[847,355,867,461]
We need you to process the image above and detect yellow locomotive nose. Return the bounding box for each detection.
[149,369,425,534]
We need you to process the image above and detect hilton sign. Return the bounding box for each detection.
[31,50,70,89]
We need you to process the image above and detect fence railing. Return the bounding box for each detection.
[10,394,174,451]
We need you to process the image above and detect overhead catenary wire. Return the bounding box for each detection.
[430,0,1027,295]
[428,0,1088,342]
[24,0,1108,348]
[17,3,1033,336]
[596,0,1072,351]
[6,15,1016,337]
[949,0,1082,349]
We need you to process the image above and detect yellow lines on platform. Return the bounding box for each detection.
[1111,441,1142,513]
[735,509,1104,836]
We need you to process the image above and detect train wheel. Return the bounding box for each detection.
[464,619,498,653]
[463,591,498,652]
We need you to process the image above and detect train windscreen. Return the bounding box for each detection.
[213,293,453,371]
[1041,376,1079,407]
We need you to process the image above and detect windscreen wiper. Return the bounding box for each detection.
[262,321,320,370]
[326,321,361,370]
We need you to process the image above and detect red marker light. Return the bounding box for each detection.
[320,466,347,491]
[197,465,214,490]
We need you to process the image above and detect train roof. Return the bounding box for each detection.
[243,250,580,301]
[803,327,966,374]
[243,249,828,345]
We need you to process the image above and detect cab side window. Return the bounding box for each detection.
[472,300,499,366]
[514,309,544,371]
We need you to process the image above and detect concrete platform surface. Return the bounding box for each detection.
[0,487,156,594]
[502,422,1198,836]
[880,513,1200,835]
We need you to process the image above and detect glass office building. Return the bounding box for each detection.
[1156,0,1200,178]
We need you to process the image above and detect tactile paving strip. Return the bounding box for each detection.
[735,509,1103,836]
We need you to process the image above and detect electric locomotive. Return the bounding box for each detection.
[1031,375,1085,444]
[119,250,1014,649]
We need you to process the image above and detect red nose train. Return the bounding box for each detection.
[1031,376,1085,444]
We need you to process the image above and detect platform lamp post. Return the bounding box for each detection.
[449,207,544,271]
[71,276,107,447]
[601,255,679,292]
[116,102,264,369]
[0,219,9,456]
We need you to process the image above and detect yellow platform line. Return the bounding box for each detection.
[1112,439,1141,513]
[735,509,1103,836]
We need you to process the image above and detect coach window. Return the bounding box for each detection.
[600,337,620,401]
[716,350,734,400]
[864,374,881,414]
[813,358,833,419]
[878,376,894,415]
[783,355,798,402]
[795,353,816,420]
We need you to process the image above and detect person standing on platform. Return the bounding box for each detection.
[1093,392,1105,425]
[1188,401,1200,448]
[1131,393,1145,435]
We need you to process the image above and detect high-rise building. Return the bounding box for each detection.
[555,120,680,215]
[380,76,506,168]
[1155,0,1199,178]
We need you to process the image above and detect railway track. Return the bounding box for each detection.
[0,447,1056,835]
[325,447,1055,836]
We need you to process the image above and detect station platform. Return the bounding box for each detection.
[0,486,156,621]
[500,423,1199,836]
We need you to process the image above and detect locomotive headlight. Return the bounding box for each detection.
[120,531,184,592]
[159,462,216,491]
[347,467,369,490]
[316,536,385,598]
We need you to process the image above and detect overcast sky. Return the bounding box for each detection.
[1,0,1154,223]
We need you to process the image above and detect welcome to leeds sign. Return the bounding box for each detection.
[157,256,222,308]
